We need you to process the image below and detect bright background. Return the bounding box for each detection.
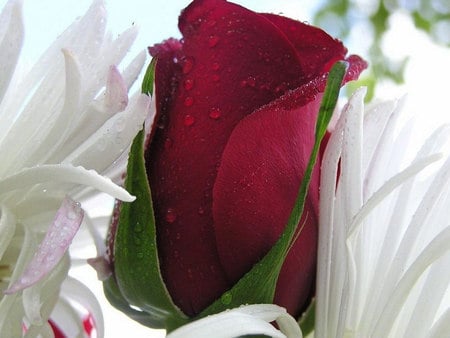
[1,0,449,337]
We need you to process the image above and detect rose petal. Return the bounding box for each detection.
[213,81,323,316]
[261,13,346,77]
[4,197,83,294]
[147,0,363,316]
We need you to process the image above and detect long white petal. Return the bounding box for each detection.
[0,0,23,103]
[0,164,134,202]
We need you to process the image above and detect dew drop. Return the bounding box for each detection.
[165,208,177,223]
[136,252,144,259]
[221,292,232,305]
[246,76,256,87]
[67,210,78,220]
[115,117,126,132]
[212,74,220,82]
[164,138,173,149]
[183,114,195,126]
[134,224,142,234]
[198,206,205,215]
[211,62,220,71]
[97,139,107,151]
[184,96,194,107]
[182,57,194,74]
[183,78,194,90]
[208,35,220,47]
[240,76,256,88]
[209,108,221,120]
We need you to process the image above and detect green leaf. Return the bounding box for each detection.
[103,276,166,328]
[113,128,188,328]
[141,57,157,96]
[299,299,315,336]
[108,58,189,329]
[198,61,347,318]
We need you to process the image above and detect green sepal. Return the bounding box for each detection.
[113,127,188,328]
[108,59,188,329]
[141,57,157,96]
[198,61,347,318]
[103,276,166,328]
[299,299,315,336]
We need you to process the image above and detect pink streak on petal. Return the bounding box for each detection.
[4,196,84,294]
[105,65,128,113]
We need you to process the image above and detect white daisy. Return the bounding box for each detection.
[0,0,150,336]
[316,87,450,338]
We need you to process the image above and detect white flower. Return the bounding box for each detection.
[0,0,151,336]
[316,87,450,337]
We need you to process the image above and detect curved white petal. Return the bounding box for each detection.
[167,305,302,338]
[0,164,135,202]
[60,277,105,338]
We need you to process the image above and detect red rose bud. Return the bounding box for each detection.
[106,0,367,326]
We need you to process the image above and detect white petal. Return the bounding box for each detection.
[104,65,128,113]
[0,0,23,103]
[167,305,301,338]
[64,94,149,174]
[0,204,16,260]
[0,164,135,202]
[4,197,83,294]
[60,277,105,338]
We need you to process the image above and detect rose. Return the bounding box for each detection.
[108,0,367,321]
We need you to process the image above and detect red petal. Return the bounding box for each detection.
[212,80,323,316]
[261,13,347,77]
[147,0,367,316]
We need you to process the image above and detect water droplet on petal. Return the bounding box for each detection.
[221,292,232,305]
[165,208,177,223]
[183,114,195,126]
[208,35,220,47]
[209,108,221,120]
[184,96,194,107]
[182,57,195,74]
[184,78,194,90]
[212,74,220,82]
[212,62,220,71]
[164,138,173,149]
[240,76,256,88]
[198,206,205,215]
